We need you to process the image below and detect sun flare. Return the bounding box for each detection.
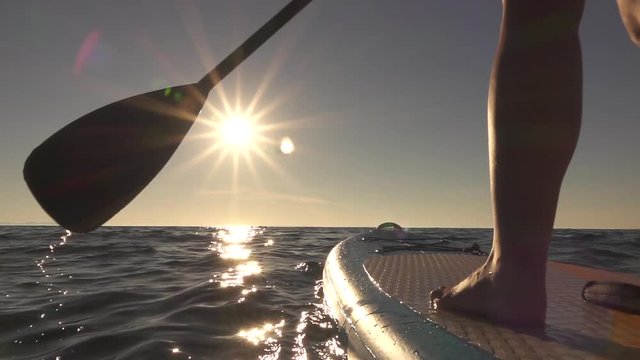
[220,114,255,148]
[93,2,315,223]
[196,104,293,173]
[179,64,308,194]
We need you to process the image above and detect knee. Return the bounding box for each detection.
[617,0,640,46]
[628,29,640,46]
[621,16,640,45]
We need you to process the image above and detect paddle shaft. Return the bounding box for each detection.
[197,0,312,93]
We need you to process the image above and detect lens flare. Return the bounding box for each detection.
[279,137,295,154]
[74,30,101,75]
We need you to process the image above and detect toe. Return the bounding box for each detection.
[429,286,447,308]
[430,286,446,299]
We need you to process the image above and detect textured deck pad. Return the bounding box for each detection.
[365,253,640,359]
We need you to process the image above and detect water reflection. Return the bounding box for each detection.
[210,225,258,260]
[239,285,258,303]
[219,261,262,288]
[27,230,73,355]
[219,244,251,260]
[212,226,286,358]
[238,320,285,345]
[169,345,193,359]
[218,225,257,243]
[211,226,263,288]
[209,226,346,358]
[292,280,346,359]
[238,320,285,359]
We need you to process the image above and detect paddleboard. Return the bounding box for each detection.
[323,224,640,359]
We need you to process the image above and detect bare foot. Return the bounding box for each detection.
[429,254,547,327]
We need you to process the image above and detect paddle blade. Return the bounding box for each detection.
[582,280,640,315]
[24,83,207,232]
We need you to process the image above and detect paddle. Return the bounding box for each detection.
[23,0,313,233]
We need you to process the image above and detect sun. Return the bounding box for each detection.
[205,109,267,156]
[177,75,305,192]
[219,114,255,148]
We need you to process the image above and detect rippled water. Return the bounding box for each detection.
[1,226,639,360]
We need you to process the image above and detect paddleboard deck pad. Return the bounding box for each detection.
[323,224,640,359]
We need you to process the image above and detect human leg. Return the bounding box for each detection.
[430,0,585,326]
[617,0,640,45]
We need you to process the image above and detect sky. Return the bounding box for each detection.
[1,1,639,229]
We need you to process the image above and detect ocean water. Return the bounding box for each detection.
[1,226,639,360]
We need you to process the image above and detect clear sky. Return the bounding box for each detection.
[1,1,639,228]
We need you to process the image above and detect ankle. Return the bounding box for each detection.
[491,242,549,268]
[487,253,547,283]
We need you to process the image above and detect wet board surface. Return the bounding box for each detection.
[322,229,640,359]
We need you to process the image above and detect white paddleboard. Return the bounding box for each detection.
[323,224,640,359]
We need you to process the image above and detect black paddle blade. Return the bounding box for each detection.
[24,83,207,232]
[582,280,640,315]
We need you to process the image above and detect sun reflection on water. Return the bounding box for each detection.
[219,261,262,288]
[206,226,345,358]
[209,225,260,260]
[218,225,257,243]
[209,226,264,288]
[238,320,285,359]
[211,226,286,358]
[219,244,251,260]
[238,320,285,345]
